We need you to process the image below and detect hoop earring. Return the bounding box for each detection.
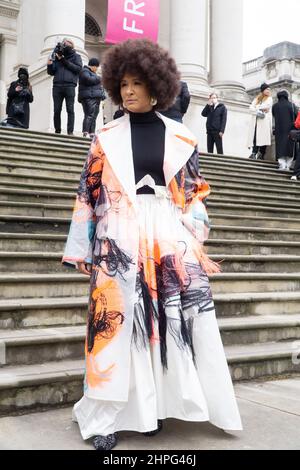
[122,102,127,110]
[150,97,157,106]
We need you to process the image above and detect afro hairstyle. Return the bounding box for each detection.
[101,39,181,110]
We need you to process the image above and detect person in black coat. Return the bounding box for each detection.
[160,81,190,123]
[272,90,298,170]
[78,58,106,137]
[201,92,227,155]
[6,67,33,129]
[47,38,82,135]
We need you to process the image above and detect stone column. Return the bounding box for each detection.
[41,0,87,60]
[0,34,18,120]
[170,0,209,93]
[210,0,247,100]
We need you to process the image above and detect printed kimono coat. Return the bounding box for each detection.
[63,112,217,402]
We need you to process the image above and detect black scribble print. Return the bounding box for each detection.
[78,154,103,207]
[167,312,196,364]
[93,238,134,280]
[132,270,158,350]
[87,289,124,353]
[180,262,214,313]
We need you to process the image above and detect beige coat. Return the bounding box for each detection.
[247,95,273,148]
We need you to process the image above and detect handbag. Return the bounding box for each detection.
[256,110,265,119]
[289,129,300,142]
[12,101,25,116]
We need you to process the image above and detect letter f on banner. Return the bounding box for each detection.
[106,0,160,44]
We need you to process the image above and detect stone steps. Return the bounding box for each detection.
[0,161,81,179]
[0,171,77,187]
[1,314,299,369]
[210,272,300,294]
[0,135,89,153]
[0,215,69,234]
[2,199,300,221]
[202,167,297,186]
[0,187,76,204]
[0,273,88,300]
[209,202,300,219]
[0,180,76,193]
[0,338,298,416]
[0,326,84,367]
[0,129,299,415]
[2,251,300,274]
[209,185,300,204]
[0,233,67,252]
[210,213,300,229]
[207,239,300,256]
[3,187,300,215]
[0,297,87,330]
[3,233,300,255]
[0,150,84,168]
[214,254,300,273]
[214,291,300,316]
[0,126,90,144]
[219,314,300,346]
[210,225,300,241]
[0,201,72,218]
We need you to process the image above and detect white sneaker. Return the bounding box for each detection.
[278,158,287,170]
[290,175,298,181]
[286,157,294,171]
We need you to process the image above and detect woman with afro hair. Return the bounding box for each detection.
[63,39,242,450]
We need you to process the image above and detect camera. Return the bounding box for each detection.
[51,42,65,60]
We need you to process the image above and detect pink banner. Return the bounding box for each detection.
[106,0,160,44]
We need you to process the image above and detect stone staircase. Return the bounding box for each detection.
[0,126,300,416]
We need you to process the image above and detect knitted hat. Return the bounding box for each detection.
[88,58,100,67]
[18,67,29,78]
[260,83,270,93]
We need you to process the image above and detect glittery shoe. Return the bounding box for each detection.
[92,433,118,451]
[143,420,163,437]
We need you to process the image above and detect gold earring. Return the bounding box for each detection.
[150,97,157,106]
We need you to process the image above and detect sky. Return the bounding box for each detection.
[243,0,300,61]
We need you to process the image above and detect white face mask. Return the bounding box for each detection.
[212,98,218,105]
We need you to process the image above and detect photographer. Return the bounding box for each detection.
[47,38,82,135]
[78,58,106,137]
[6,67,33,129]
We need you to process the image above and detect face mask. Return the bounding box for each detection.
[212,98,218,105]
[64,46,73,55]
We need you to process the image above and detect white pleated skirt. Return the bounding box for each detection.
[72,193,243,439]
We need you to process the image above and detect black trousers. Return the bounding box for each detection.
[53,86,75,134]
[81,98,101,134]
[252,124,267,157]
[294,142,300,177]
[207,131,223,155]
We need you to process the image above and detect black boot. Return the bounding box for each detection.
[92,433,118,450]
[143,420,163,437]
[249,153,256,159]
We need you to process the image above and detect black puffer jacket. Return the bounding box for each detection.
[201,103,227,133]
[160,81,191,121]
[78,66,106,102]
[47,49,82,87]
[6,80,33,129]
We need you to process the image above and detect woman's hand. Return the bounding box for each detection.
[78,262,92,276]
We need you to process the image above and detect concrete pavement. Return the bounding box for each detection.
[0,377,299,450]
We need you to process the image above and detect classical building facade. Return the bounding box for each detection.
[1,0,252,156]
[243,41,300,104]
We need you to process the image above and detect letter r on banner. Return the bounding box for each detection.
[106,0,160,44]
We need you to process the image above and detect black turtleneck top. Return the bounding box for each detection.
[129,110,166,194]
